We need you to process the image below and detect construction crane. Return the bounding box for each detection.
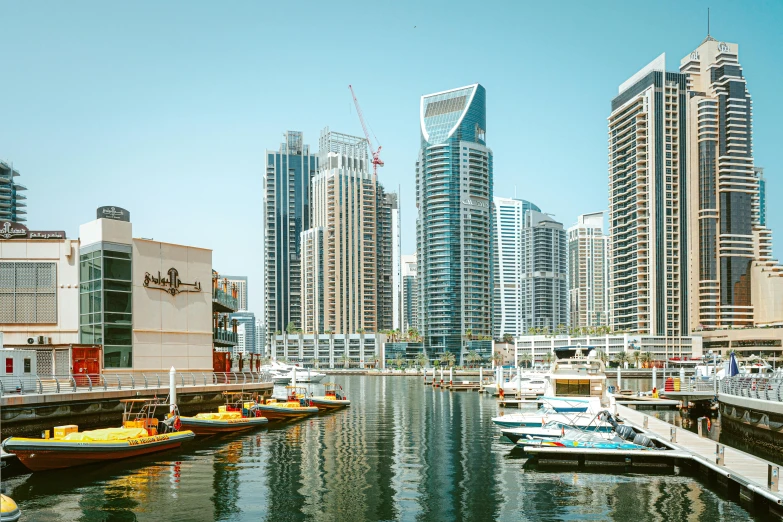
[349,84,384,176]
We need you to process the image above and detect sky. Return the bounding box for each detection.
[2,0,782,320]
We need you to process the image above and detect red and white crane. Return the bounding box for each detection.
[349,84,384,177]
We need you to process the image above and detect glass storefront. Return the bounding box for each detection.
[79,244,133,368]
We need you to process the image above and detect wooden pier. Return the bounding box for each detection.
[526,403,783,518]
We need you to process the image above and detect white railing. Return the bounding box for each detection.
[0,371,273,396]
[719,376,783,402]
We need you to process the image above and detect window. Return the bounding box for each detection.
[23,358,31,374]
[0,262,57,323]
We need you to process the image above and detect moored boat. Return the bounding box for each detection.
[2,399,194,472]
[179,392,269,435]
[310,383,351,411]
[255,386,319,420]
[0,495,20,522]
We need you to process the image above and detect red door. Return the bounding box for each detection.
[73,347,101,385]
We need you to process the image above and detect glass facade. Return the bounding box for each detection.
[417,84,493,358]
[0,161,27,223]
[263,132,318,338]
[80,244,133,368]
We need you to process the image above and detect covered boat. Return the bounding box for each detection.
[2,399,194,472]
[310,383,351,411]
[179,392,268,435]
[255,386,319,421]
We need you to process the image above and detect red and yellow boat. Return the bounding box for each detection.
[310,383,351,411]
[255,386,319,421]
[2,399,194,472]
[179,392,269,435]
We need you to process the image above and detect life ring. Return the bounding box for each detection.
[173,416,182,432]
[498,388,505,399]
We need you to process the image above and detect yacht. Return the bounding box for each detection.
[491,345,608,429]
[262,362,327,384]
[484,368,548,397]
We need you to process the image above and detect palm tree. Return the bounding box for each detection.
[632,350,641,369]
[394,355,404,369]
[502,333,513,344]
[286,322,296,335]
[556,324,565,335]
[641,352,654,368]
[595,350,609,366]
[408,328,420,342]
[613,351,630,369]
[439,352,456,368]
[340,353,351,369]
[492,351,504,367]
[465,350,479,367]
[543,351,553,366]
[415,352,428,368]
[518,352,532,368]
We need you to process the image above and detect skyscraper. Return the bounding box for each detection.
[521,209,567,333]
[223,275,248,311]
[681,39,755,329]
[301,128,393,334]
[754,167,767,227]
[231,310,257,354]
[416,84,493,355]
[608,54,689,336]
[264,131,318,336]
[0,161,27,223]
[491,197,541,338]
[401,254,418,333]
[567,212,609,329]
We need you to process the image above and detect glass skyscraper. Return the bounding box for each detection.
[416,84,493,357]
[264,131,318,337]
[0,161,27,223]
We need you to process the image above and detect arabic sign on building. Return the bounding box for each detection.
[97,206,130,222]
[0,221,66,240]
[143,268,202,296]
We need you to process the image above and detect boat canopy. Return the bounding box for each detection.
[553,346,595,360]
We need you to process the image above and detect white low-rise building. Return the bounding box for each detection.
[514,334,702,364]
[270,333,387,368]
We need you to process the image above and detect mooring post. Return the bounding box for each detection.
[716,444,725,465]
[169,366,177,415]
[643,415,648,429]
[652,365,657,391]
[479,367,483,391]
[769,465,779,491]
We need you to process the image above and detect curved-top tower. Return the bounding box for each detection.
[416,84,493,357]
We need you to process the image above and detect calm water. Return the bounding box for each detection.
[5,376,756,521]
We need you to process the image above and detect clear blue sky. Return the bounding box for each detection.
[2,1,782,318]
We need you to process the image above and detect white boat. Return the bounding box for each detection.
[492,345,608,429]
[484,369,548,397]
[501,418,614,444]
[262,362,327,384]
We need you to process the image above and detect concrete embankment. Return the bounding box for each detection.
[1,382,274,438]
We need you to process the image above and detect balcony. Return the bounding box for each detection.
[212,287,238,313]
[213,328,238,347]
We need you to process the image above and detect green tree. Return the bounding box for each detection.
[340,353,351,369]
[466,350,480,368]
[518,352,532,368]
[632,350,641,368]
[502,333,513,344]
[286,322,296,335]
[543,352,554,365]
[439,352,456,368]
[394,355,404,369]
[492,351,504,367]
[415,352,428,368]
[465,328,473,341]
[613,351,630,369]
[595,350,609,366]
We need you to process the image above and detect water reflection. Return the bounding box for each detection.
[5,376,756,521]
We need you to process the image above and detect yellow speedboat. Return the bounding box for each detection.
[255,386,319,421]
[0,495,20,522]
[310,383,351,411]
[2,399,194,472]
[179,392,269,434]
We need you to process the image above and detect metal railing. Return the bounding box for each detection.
[0,371,272,397]
[719,376,783,402]
[665,378,718,393]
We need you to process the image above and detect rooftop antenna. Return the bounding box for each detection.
[707,7,710,37]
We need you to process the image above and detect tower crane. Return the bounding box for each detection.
[349,85,384,176]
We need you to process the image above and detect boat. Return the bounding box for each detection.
[492,345,609,429]
[2,398,194,472]
[0,495,20,522]
[178,392,269,434]
[255,386,320,420]
[501,414,613,443]
[310,383,351,411]
[483,369,548,398]
[263,362,327,384]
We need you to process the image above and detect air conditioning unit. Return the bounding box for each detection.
[27,337,35,345]
[36,336,51,345]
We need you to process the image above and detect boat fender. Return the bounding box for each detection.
[707,418,711,432]
[542,417,545,427]
[173,416,182,432]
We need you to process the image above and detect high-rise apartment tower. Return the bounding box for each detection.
[0,161,27,223]
[608,54,689,336]
[264,131,318,336]
[567,212,609,329]
[416,84,493,355]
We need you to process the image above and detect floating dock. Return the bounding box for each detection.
[525,403,783,518]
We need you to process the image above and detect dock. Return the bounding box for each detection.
[527,403,783,518]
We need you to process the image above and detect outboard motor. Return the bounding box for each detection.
[160,415,180,433]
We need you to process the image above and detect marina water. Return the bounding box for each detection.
[6,375,754,521]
